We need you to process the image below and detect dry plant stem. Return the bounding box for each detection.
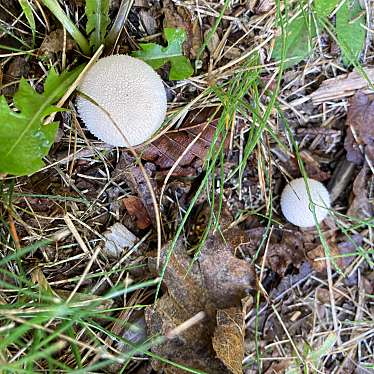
[6,315,108,358]
[166,311,206,339]
[271,305,305,365]
[63,213,90,253]
[7,210,20,250]
[326,253,342,345]
[66,245,101,303]
[76,93,163,271]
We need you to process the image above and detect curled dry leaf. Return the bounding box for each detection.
[345,92,374,164]
[122,196,152,229]
[347,164,373,220]
[310,68,374,104]
[145,233,256,373]
[137,109,229,177]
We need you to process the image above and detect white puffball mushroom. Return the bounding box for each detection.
[76,55,167,147]
[280,178,331,228]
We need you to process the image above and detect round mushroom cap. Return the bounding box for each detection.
[76,55,167,147]
[280,178,331,228]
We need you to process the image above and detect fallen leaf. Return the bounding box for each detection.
[316,288,344,304]
[163,0,202,59]
[114,153,157,226]
[145,233,256,373]
[264,360,293,374]
[257,230,305,275]
[256,0,275,13]
[2,57,29,96]
[137,109,229,177]
[307,235,361,272]
[282,150,331,182]
[122,196,152,229]
[212,304,249,374]
[347,165,373,220]
[38,29,75,56]
[31,267,56,295]
[345,92,374,164]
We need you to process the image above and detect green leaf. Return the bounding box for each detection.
[40,0,90,54]
[0,65,84,176]
[132,28,193,80]
[336,0,366,66]
[85,0,110,51]
[309,333,337,367]
[272,15,316,68]
[18,0,36,47]
[314,0,339,18]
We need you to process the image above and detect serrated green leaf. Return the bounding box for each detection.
[132,28,193,80]
[85,0,110,51]
[314,0,339,18]
[272,15,316,68]
[0,65,84,176]
[336,0,366,66]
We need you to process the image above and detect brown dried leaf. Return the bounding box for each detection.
[38,29,75,56]
[345,92,374,164]
[265,231,305,275]
[347,165,373,220]
[122,196,151,229]
[212,306,246,374]
[162,0,202,59]
[256,0,275,13]
[145,233,256,373]
[31,268,55,294]
[138,109,228,177]
[114,153,157,226]
[282,150,330,181]
[307,235,361,272]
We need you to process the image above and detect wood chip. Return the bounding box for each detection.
[103,223,138,257]
[311,68,374,104]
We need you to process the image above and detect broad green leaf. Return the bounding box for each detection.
[314,0,339,18]
[18,0,36,46]
[132,28,193,80]
[85,0,110,51]
[336,0,366,65]
[272,15,316,68]
[0,65,84,176]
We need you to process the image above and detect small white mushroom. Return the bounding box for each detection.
[76,55,167,147]
[280,177,331,228]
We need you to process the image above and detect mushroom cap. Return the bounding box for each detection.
[280,178,331,228]
[76,55,167,147]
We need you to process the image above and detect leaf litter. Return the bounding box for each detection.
[146,232,255,373]
[1,0,374,372]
